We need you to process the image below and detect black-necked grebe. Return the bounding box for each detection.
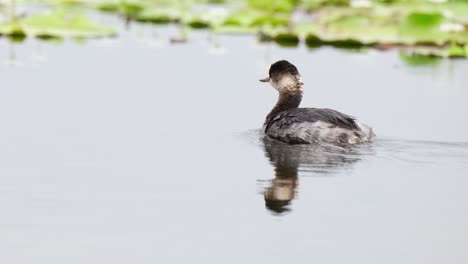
[260,60,375,145]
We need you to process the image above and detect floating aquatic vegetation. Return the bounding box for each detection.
[301,0,350,11]
[300,8,398,45]
[247,0,299,13]
[217,9,290,33]
[67,0,468,57]
[99,1,144,17]
[0,10,116,38]
[0,21,26,36]
[2,0,468,58]
[399,51,441,66]
[290,2,468,57]
[134,6,182,23]
[403,43,468,58]
[259,29,300,46]
[398,12,468,45]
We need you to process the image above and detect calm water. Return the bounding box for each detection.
[1,16,468,264]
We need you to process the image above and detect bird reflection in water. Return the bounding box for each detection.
[261,136,365,214]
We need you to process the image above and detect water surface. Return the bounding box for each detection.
[1,18,468,264]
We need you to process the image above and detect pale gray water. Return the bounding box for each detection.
[1,17,468,264]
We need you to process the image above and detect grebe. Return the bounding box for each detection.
[260,60,375,145]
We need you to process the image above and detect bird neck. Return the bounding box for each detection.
[266,91,303,121]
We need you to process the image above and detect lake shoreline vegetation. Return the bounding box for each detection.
[1,0,468,59]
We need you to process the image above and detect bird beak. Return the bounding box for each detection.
[259,77,270,83]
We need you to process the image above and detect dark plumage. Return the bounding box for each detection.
[269,60,299,79]
[264,108,359,134]
[259,60,375,145]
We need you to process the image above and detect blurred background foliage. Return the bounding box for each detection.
[1,0,468,57]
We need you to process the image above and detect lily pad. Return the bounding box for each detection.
[322,13,398,44]
[5,0,468,58]
[134,6,182,23]
[98,1,147,20]
[398,12,447,45]
[291,3,468,54]
[218,9,290,34]
[0,10,116,38]
[301,0,350,11]
[399,51,441,66]
[0,21,26,36]
[305,34,372,49]
[295,7,398,47]
[247,0,298,13]
[273,33,300,47]
[180,8,228,29]
[223,9,289,27]
[405,43,467,58]
[385,1,468,24]
[213,24,257,34]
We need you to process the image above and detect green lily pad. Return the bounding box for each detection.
[399,51,441,66]
[323,13,398,44]
[400,11,468,45]
[217,9,291,35]
[292,3,468,53]
[398,12,446,45]
[4,0,468,58]
[213,25,257,34]
[222,9,260,27]
[0,21,26,36]
[223,9,289,27]
[273,33,300,47]
[385,1,468,24]
[8,34,27,43]
[301,0,350,11]
[404,43,467,58]
[0,10,116,38]
[37,34,65,44]
[295,7,398,46]
[305,34,372,49]
[247,0,298,13]
[180,8,227,29]
[188,19,211,28]
[294,23,318,38]
[115,2,144,17]
[134,6,182,23]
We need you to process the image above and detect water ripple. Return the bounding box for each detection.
[242,129,468,214]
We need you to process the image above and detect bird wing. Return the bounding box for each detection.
[265,108,359,133]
